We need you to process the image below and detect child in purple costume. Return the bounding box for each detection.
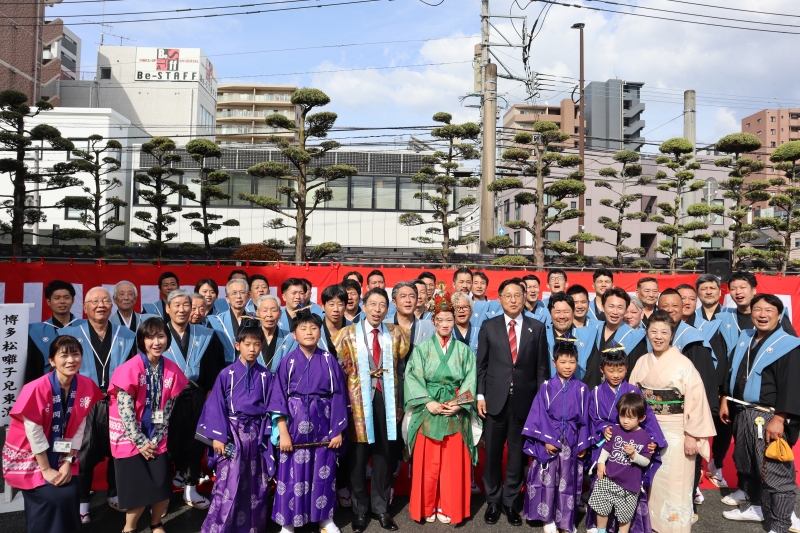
[585,348,665,533]
[522,339,590,533]
[588,392,653,533]
[269,312,349,533]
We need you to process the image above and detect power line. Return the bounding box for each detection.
[533,0,800,35]
[8,0,312,18]
[663,0,800,19]
[2,0,383,27]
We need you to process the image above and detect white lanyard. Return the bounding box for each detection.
[80,324,121,388]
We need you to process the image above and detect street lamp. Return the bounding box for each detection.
[571,22,586,252]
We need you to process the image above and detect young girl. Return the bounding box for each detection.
[588,393,653,533]
[585,348,665,533]
[522,339,590,533]
[268,311,349,533]
[197,324,274,533]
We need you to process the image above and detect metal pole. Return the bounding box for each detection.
[480,63,498,254]
[684,90,696,156]
[577,24,586,253]
[479,0,496,254]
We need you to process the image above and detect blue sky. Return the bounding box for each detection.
[49,0,800,152]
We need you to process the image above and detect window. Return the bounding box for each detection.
[771,142,776,147]
[504,199,510,223]
[586,199,592,206]
[642,195,657,215]
[544,231,560,256]
[771,116,776,122]
[771,129,776,135]
[100,67,111,80]
[350,176,373,209]
[399,180,420,211]
[745,123,750,128]
[795,238,800,248]
[374,176,397,210]
[324,177,349,209]
[514,201,520,221]
[570,201,577,209]
[757,131,762,136]
[198,106,214,132]
[712,199,724,225]
[514,231,521,246]
[757,118,762,123]
[64,197,85,220]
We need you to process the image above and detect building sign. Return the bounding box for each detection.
[134,47,218,98]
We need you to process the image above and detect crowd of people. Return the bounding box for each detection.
[3,266,800,533]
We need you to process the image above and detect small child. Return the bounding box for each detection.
[585,349,664,533]
[197,324,274,533]
[522,340,590,533]
[588,393,653,533]
[267,311,349,533]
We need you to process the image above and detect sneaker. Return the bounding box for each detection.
[721,489,748,506]
[694,488,705,505]
[337,488,352,508]
[692,513,699,525]
[543,522,558,533]
[790,511,800,533]
[723,506,764,522]
[471,480,482,494]
[706,462,728,488]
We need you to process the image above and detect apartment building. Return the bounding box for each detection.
[585,79,646,152]
[502,99,581,147]
[0,0,66,106]
[216,84,299,145]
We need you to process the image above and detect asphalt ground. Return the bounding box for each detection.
[2,484,788,533]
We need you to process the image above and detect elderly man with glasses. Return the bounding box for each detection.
[207,278,250,363]
[110,281,156,332]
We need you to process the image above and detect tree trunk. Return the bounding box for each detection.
[94,165,102,258]
[295,164,307,263]
[202,201,211,259]
[533,157,546,270]
[11,117,26,257]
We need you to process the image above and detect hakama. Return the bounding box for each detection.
[197,359,274,533]
[267,347,349,528]
[521,376,590,531]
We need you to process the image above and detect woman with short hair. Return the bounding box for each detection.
[108,317,188,533]
[2,335,103,533]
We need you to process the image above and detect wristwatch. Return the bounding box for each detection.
[64,455,77,464]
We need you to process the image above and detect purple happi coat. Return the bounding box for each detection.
[267,346,349,528]
[197,359,274,533]
[522,376,590,530]
[585,380,667,533]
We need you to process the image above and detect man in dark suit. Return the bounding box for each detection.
[477,277,549,526]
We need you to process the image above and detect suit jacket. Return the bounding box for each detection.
[476,314,549,419]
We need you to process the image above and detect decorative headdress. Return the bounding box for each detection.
[600,341,627,365]
[432,282,454,316]
[554,336,579,350]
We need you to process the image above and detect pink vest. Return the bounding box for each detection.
[108,355,187,459]
[2,374,102,490]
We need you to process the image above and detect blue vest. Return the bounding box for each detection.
[28,316,79,373]
[277,305,324,331]
[546,324,596,379]
[59,320,136,387]
[594,322,647,356]
[161,324,215,382]
[729,329,800,404]
[695,307,738,355]
[588,300,603,322]
[213,298,230,315]
[245,299,256,315]
[207,312,239,363]
[524,300,551,326]
[142,300,166,319]
[471,300,502,330]
[257,327,296,372]
[109,311,157,331]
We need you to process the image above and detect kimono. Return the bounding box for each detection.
[258,327,298,372]
[213,298,230,315]
[524,300,551,326]
[2,373,103,533]
[403,337,480,524]
[588,299,605,323]
[582,322,647,389]
[393,314,436,363]
[197,359,274,533]
[470,299,501,331]
[207,311,244,363]
[726,328,800,533]
[693,306,738,357]
[544,324,596,380]
[278,305,324,332]
[142,300,167,319]
[267,346,349,528]
[26,314,78,382]
[453,323,480,355]
[109,310,156,332]
[59,320,137,388]
[521,376,590,531]
[585,380,667,533]
[628,346,716,533]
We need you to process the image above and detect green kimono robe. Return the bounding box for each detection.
[403,336,481,465]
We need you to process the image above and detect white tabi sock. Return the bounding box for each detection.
[184,484,202,501]
[320,518,341,533]
[280,526,295,533]
[80,502,90,515]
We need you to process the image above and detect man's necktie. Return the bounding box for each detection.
[372,328,382,391]
[508,320,517,364]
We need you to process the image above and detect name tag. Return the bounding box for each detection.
[53,439,72,453]
[152,410,164,424]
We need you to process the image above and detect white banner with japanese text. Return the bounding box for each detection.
[0,304,30,426]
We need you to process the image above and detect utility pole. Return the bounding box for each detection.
[479,0,494,253]
[572,23,586,253]
[684,90,696,156]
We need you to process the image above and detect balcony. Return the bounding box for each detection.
[624,118,645,136]
[218,93,294,103]
[624,101,645,118]
[41,18,64,48]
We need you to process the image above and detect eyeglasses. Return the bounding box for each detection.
[86,299,112,306]
[454,306,471,312]
[549,275,566,282]
[228,291,247,297]
[500,293,523,301]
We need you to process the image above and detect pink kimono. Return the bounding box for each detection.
[2,373,103,490]
[108,355,187,458]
